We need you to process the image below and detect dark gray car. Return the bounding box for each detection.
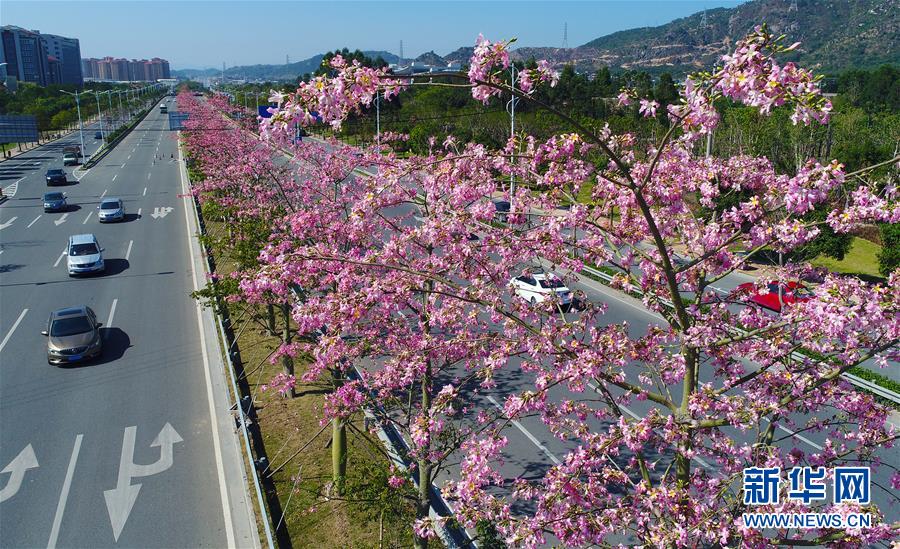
[42,306,102,365]
[43,192,67,212]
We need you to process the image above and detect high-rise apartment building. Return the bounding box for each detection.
[82,56,171,82]
[0,25,50,85]
[40,33,83,85]
[0,26,83,87]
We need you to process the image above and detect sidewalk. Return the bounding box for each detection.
[0,118,99,163]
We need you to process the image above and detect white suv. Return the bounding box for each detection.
[509,269,573,308]
[67,234,105,276]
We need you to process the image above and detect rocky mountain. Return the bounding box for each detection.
[576,0,899,74]
[437,0,897,76]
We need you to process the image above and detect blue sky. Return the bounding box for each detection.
[3,1,745,69]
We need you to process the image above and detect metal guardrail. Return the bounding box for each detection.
[183,150,275,549]
[579,266,900,405]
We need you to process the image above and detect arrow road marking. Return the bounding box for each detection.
[150,207,173,219]
[104,424,183,541]
[0,217,18,230]
[53,213,68,226]
[0,445,38,503]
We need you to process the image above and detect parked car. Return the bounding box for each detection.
[41,306,102,365]
[94,131,103,140]
[734,281,813,312]
[66,234,105,276]
[45,169,67,186]
[97,198,125,223]
[42,192,67,212]
[510,269,573,308]
[63,153,78,166]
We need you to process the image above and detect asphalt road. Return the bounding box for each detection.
[0,98,257,548]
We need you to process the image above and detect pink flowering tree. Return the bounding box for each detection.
[237,26,900,548]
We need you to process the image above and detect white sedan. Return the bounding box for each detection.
[509,270,573,307]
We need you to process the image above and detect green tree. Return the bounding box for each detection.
[878,223,900,276]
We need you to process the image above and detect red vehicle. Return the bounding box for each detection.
[735,281,814,312]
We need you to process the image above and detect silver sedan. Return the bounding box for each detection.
[98,198,125,222]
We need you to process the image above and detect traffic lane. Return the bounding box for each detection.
[0,121,104,180]
[1,112,228,546]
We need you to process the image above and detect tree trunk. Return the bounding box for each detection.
[280,302,295,398]
[331,368,347,495]
[266,303,276,336]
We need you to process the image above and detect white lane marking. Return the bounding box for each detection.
[1,176,25,198]
[143,187,147,196]
[100,189,107,198]
[774,423,824,451]
[179,143,236,547]
[112,174,118,182]
[83,211,93,224]
[486,395,561,465]
[27,215,42,228]
[120,163,126,169]
[0,250,3,255]
[53,213,69,226]
[0,308,28,354]
[125,240,133,261]
[105,298,118,332]
[127,155,131,160]
[146,172,151,180]
[53,248,67,268]
[0,217,18,230]
[46,434,83,549]
[137,207,142,217]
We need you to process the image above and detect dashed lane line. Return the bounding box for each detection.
[0,308,28,354]
[112,174,118,182]
[137,208,142,217]
[100,189,107,198]
[83,211,93,224]
[125,240,133,261]
[47,434,83,549]
[105,298,118,334]
[486,395,561,465]
[53,248,66,268]
[143,187,147,196]
[27,215,41,228]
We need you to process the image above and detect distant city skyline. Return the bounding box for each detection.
[3,1,746,69]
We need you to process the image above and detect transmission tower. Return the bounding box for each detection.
[562,22,569,49]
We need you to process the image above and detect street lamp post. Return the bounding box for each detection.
[59,90,89,162]
[506,65,519,210]
[105,91,114,130]
[93,90,105,141]
[117,91,124,125]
